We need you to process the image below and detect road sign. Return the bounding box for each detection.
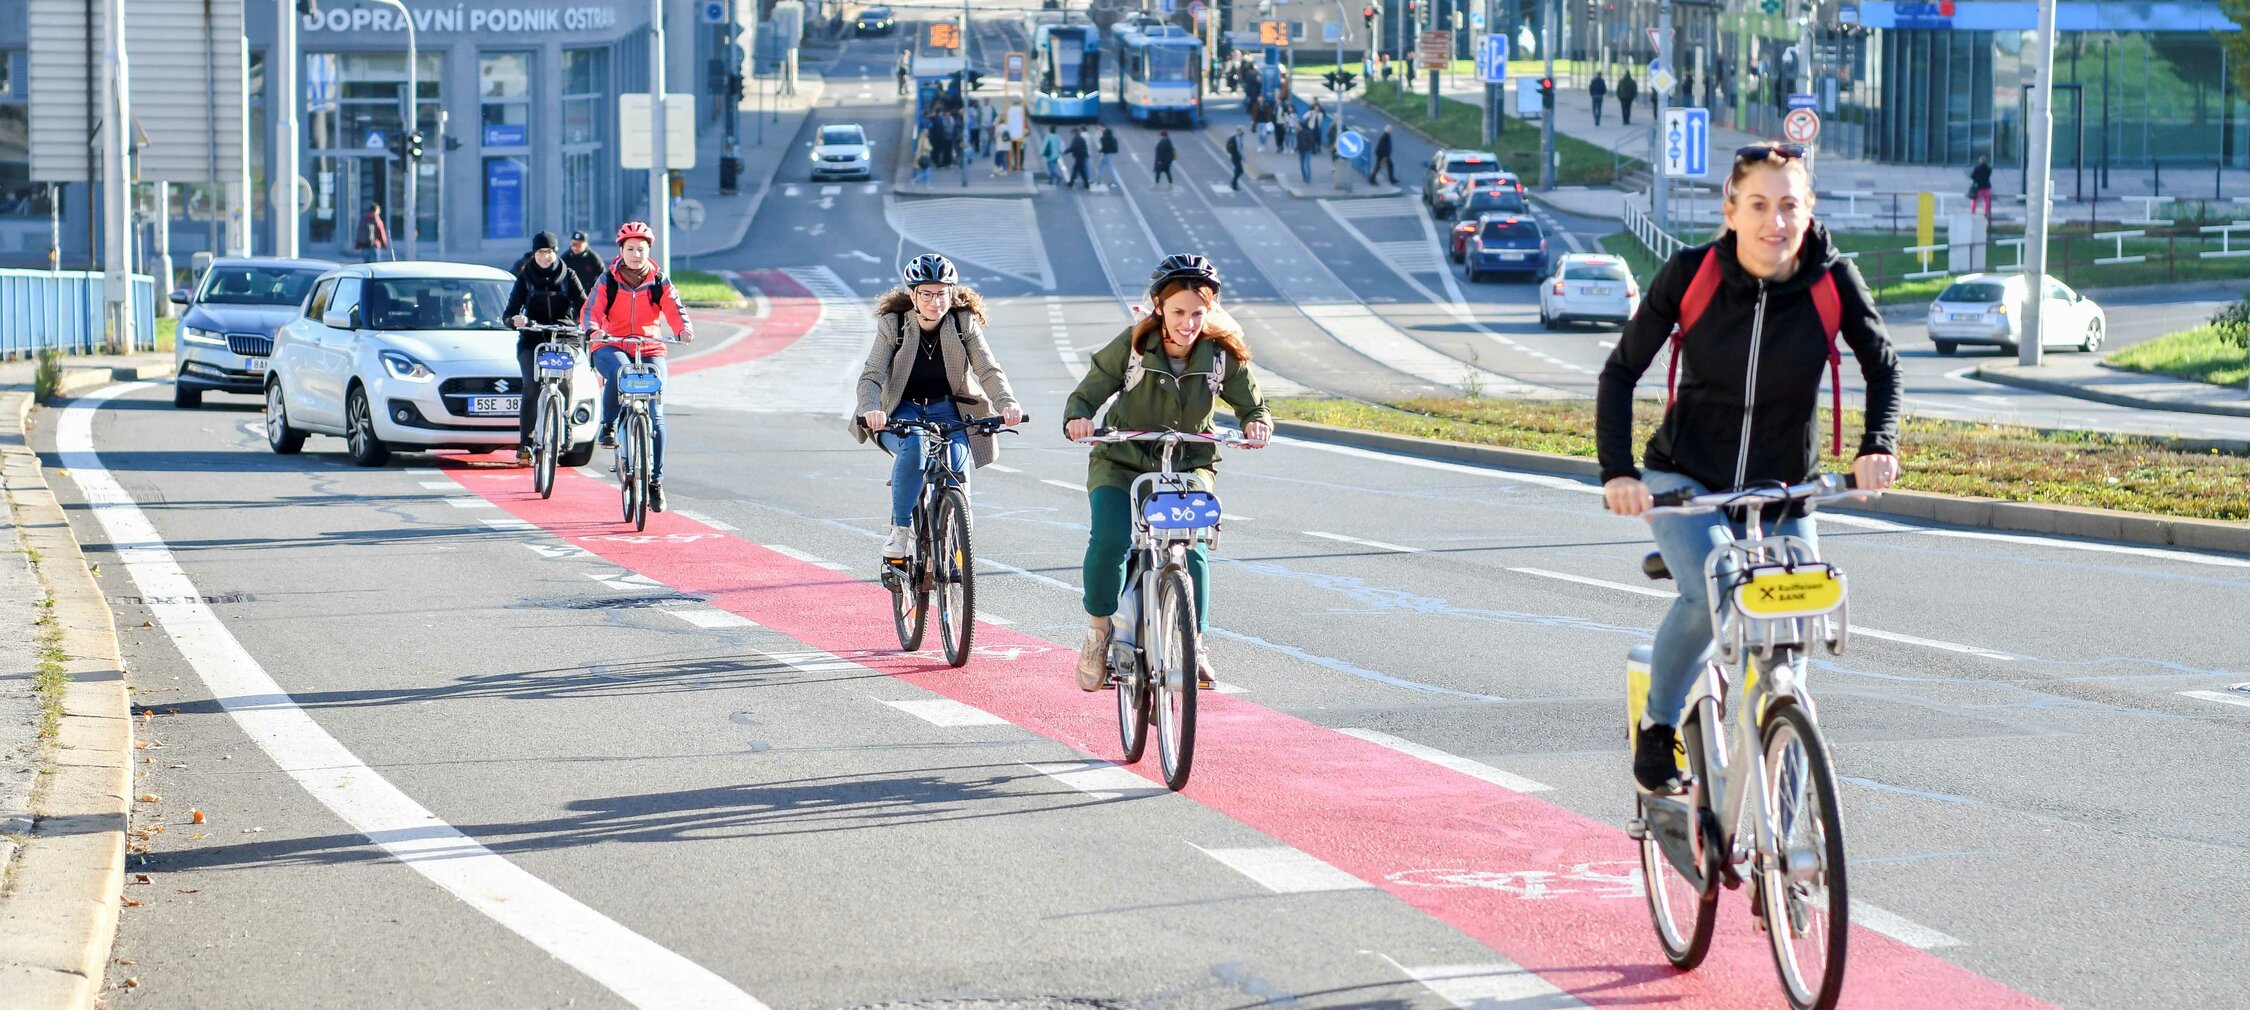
[1662,108,1709,178]
[1470,9,1485,30]
[1646,26,1667,52]
[364,131,386,151]
[1648,60,1675,95]
[1787,92,1818,111]
[1004,51,1026,83]
[1336,130,1366,160]
[671,197,707,232]
[1783,107,1822,144]
[1418,29,1451,69]
[1324,19,1342,42]
[619,95,698,170]
[1476,35,1508,84]
[701,1,726,24]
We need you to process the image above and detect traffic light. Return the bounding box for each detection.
[1537,77,1554,109]
[406,131,424,159]
[1323,69,1358,93]
[727,73,745,102]
[1362,5,1376,31]
[966,69,985,91]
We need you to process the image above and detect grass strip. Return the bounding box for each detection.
[1269,395,2250,522]
[1351,81,1630,187]
[2105,325,2248,388]
[155,317,177,353]
[672,270,745,307]
[34,591,64,740]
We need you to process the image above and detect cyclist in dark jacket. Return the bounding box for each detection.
[1597,143,1902,794]
[504,231,589,463]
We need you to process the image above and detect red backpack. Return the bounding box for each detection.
[1666,249,1847,456]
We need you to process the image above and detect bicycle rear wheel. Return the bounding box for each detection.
[627,412,652,531]
[1152,566,1198,790]
[933,488,975,668]
[1640,713,1718,969]
[1115,561,1149,764]
[1760,701,1850,1010]
[533,392,562,499]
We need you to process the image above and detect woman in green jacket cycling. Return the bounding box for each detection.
[1062,254,1273,692]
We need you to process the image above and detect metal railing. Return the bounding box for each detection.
[1623,201,1688,262]
[0,270,160,359]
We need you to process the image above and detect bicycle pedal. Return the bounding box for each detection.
[1625,818,1648,841]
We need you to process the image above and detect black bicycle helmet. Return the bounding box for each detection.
[1146,253,1221,305]
[902,253,958,286]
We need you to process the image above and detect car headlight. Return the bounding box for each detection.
[379,350,435,382]
[180,326,226,347]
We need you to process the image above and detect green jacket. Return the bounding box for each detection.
[1063,325,1273,491]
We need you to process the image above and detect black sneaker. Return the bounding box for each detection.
[597,427,616,449]
[1634,723,1688,794]
[648,481,666,513]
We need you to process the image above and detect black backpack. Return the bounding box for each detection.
[599,270,668,315]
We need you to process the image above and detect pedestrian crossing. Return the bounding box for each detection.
[882,196,1056,290]
[666,266,873,416]
[779,183,883,198]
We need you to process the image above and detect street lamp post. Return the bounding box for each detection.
[276,0,300,257]
[2020,0,2058,367]
[366,0,417,260]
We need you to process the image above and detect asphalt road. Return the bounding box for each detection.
[48,14,2250,1010]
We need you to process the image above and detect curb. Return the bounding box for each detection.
[0,378,135,1010]
[1275,416,2250,557]
[1972,365,2250,420]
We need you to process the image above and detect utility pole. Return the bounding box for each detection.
[2019,0,2056,368]
[1427,6,1441,119]
[1652,0,1670,230]
[101,0,135,350]
[368,0,417,260]
[276,0,300,257]
[959,0,970,187]
[1539,0,1555,189]
[649,0,671,276]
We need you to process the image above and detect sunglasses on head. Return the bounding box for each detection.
[1736,143,1807,162]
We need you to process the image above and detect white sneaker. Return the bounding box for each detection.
[1075,621,1112,692]
[881,525,912,559]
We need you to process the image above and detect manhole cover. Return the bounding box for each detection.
[517,594,708,611]
[838,1000,1133,1010]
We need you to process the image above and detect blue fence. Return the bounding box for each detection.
[0,269,159,359]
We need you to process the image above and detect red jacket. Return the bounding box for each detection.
[584,259,693,358]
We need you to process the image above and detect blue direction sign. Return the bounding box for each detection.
[701,0,727,24]
[1337,130,1367,160]
[1661,108,1709,178]
[1476,35,1509,84]
[1788,92,1819,111]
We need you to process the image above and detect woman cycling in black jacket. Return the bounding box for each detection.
[1596,142,1904,795]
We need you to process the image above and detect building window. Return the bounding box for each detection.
[303,51,443,248]
[0,51,53,218]
[484,156,528,240]
[561,48,609,235]
[480,53,533,148]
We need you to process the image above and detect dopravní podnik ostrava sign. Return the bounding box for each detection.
[299,3,622,34]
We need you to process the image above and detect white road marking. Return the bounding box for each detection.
[419,480,458,489]
[985,463,1020,473]
[1509,566,1675,599]
[1853,903,1966,949]
[1192,844,1374,894]
[1821,513,2250,569]
[767,650,862,673]
[584,570,666,589]
[1338,729,1552,793]
[479,517,538,531]
[404,467,441,474]
[522,542,592,560]
[671,509,738,531]
[876,697,1013,727]
[976,613,1016,626]
[761,543,852,572]
[446,497,498,509]
[2180,689,2250,710]
[820,185,841,195]
[61,385,769,1010]
[1209,680,1248,694]
[667,608,757,629]
[1040,478,1081,492]
[1303,530,1423,554]
[1023,760,1166,800]
[783,185,801,197]
[1391,959,1586,1009]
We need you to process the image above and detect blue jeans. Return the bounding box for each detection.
[592,347,668,482]
[1298,149,1314,182]
[1098,152,1117,186]
[1641,470,1819,726]
[877,399,970,527]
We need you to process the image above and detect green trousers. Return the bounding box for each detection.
[1082,485,1210,630]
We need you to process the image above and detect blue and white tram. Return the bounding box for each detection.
[1030,23,1102,122]
[1115,25,1203,127]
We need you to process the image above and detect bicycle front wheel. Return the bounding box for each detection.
[933,488,975,668]
[626,412,652,532]
[1152,566,1199,791]
[1640,714,1717,970]
[616,412,639,522]
[533,393,562,499]
[1760,701,1850,1010]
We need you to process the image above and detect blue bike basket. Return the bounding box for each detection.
[1142,490,1222,530]
[535,351,575,374]
[616,369,663,395]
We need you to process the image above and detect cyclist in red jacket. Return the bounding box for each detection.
[584,221,695,511]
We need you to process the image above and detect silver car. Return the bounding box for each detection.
[1538,253,1640,329]
[168,257,335,407]
[1926,272,2106,355]
[810,123,873,181]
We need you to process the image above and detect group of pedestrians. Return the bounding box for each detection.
[1587,71,1642,126]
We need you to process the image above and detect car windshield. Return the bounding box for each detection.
[363,278,514,331]
[198,267,325,306]
[1939,281,2008,303]
[1563,263,1632,282]
[1466,190,1527,213]
[820,126,863,145]
[865,6,890,17]
[1481,220,1539,240]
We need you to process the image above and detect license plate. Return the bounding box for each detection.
[244,357,268,374]
[1499,252,1524,261]
[1583,286,1612,296]
[468,396,521,416]
[1950,313,1984,322]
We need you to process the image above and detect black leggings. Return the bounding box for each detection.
[515,335,541,442]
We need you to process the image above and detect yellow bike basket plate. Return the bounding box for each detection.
[1732,564,1844,619]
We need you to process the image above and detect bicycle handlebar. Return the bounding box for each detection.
[1073,427,1264,448]
[880,414,1030,437]
[1645,473,1869,516]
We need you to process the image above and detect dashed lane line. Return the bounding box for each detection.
[1303,530,1424,554]
[2180,689,2250,710]
[1191,844,1375,894]
[1022,759,1167,800]
[1337,729,1552,793]
[876,697,1013,727]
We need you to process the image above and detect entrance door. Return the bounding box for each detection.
[316,154,396,260]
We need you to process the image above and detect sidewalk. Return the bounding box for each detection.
[654,72,830,262]
[1975,359,2250,420]
[1237,125,1404,199]
[890,103,1037,198]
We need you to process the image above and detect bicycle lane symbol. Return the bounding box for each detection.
[1387,862,1644,901]
[576,532,729,545]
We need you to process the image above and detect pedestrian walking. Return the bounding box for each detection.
[1969,155,1994,216]
[354,202,390,262]
[1097,125,1120,188]
[1379,53,1393,84]
[562,230,603,294]
[1617,72,1639,126]
[914,131,934,185]
[1253,98,1274,151]
[1680,71,1695,107]
[897,49,912,96]
[1225,126,1246,190]
[1369,125,1397,184]
[1153,130,1177,187]
[1067,127,1092,189]
[1589,72,1608,126]
[1040,127,1063,185]
[1273,107,1291,157]
[1294,112,1319,183]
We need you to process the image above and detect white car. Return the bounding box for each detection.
[264,262,601,467]
[810,123,873,181]
[1926,272,2106,355]
[1538,253,1641,329]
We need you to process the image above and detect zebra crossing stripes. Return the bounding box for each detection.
[666,266,872,416]
[883,196,1056,290]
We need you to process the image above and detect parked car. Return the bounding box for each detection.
[1926,272,2106,355]
[1447,178,1530,261]
[1463,215,1549,283]
[1420,148,1502,213]
[264,262,601,467]
[1538,253,1640,329]
[810,123,874,181]
[853,5,896,34]
[167,257,336,408]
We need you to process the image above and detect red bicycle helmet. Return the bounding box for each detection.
[615,221,654,245]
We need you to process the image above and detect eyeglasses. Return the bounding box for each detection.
[912,287,951,302]
[1735,143,1807,162]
